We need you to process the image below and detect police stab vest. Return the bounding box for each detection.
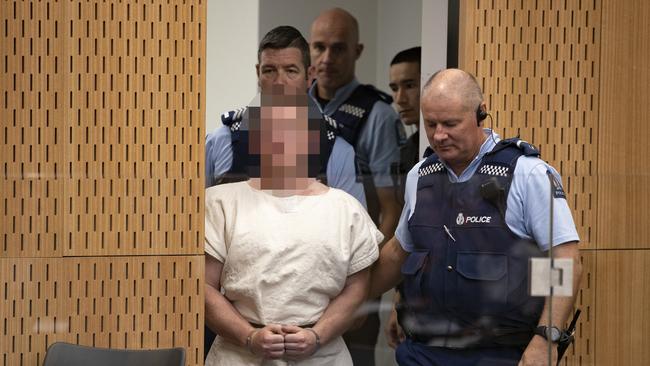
[400,138,545,348]
[328,84,393,224]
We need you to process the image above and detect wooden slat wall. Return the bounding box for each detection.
[568,251,596,365]
[459,0,650,364]
[597,0,650,250]
[0,257,204,365]
[1,0,65,259]
[595,251,650,365]
[459,0,599,249]
[594,0,650,364]
[0,1,205,366]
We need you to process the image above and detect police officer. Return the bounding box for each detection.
[309,9,402,365]
[386,46,422,349]
[205,25,364,203]
[204,25,365,358]
[389,46,422,209]
[370,68,582,366]
[206,26,363,200]
[309,8,401,232]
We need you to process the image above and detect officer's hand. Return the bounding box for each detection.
[249,324,286,359]
[281,325,319,361]
[518,335,558,366]
[384,305,405,348]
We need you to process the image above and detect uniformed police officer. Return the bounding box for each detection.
[309,9,403,365]
[205,26,363,205]
[385,46,422,349]
[369,68,582,366]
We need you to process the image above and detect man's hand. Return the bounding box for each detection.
[282,325,319,361]
[518,335,557,366]
[384,304,405,348]
[248,324,286,359]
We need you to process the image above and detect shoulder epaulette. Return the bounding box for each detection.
[322,114,339,142]
[490,137,540,157]
[220,107,247,131]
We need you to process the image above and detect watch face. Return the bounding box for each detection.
[549,327,561,342]
[537,326,562,342]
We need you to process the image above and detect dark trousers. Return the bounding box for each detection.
[343,311,380,366]
[204,325,216,359]
[395,338,523,366]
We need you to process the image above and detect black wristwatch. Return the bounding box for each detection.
[534,325,562,343]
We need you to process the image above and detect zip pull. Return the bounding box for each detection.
[443,224,456,242]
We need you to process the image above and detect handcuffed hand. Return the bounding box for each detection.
[281,325,320,361]
[248,324,286,359]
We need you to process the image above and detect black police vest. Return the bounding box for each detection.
[216,107,336,185]
[327,84,393,224]
[400,138,545,348]
[391,130,420,205]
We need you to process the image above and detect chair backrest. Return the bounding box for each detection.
[42,342,185,366]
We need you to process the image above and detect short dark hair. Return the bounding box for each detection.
[390,46,421,66]
[258,26,310,71]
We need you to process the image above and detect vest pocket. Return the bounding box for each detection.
[455,252,508,314]
[400,252,429,306]
[401,251,428,275]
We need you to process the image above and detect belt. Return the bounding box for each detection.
[250,322,317,329]
[397,305,533,349]
[407,328,533,349]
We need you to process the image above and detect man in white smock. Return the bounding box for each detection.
[204,85,383,365]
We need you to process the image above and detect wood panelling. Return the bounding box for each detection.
[0,257,204,366]
[62,0,204,256]
[459,0,600,249]
[459,1,650,365]
[0,0,65,258]
[1,1,204,258]
[594,250,650,365]
[1,1,205,365]
[597,0,650,249]
[560,250,595,366]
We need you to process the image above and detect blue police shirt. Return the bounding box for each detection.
[396,130,580,252]
[308,79,400,188]
[205,125,367,208]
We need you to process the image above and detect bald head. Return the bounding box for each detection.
[311,8,359,44]
[309,8,364,99]
[420,69,487,176]
[423,68,484,111]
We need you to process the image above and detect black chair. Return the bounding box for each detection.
[42,342,185,366]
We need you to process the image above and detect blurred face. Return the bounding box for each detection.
[256,47,308,91]
[310,19,361,97]
[258,105,318,178]
[389,62,421,126]
[421,92,486,175]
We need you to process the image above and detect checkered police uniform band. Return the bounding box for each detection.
[418,163,445,177]
[230,120,242,132]
[479,164,510,177]
[323,115,338,130]
[338,104,366,118]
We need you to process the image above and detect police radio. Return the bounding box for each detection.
[479,177,506,219]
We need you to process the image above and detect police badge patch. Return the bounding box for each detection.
[547,169,567,199]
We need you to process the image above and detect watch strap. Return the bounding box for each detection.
[534,325,561,343]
